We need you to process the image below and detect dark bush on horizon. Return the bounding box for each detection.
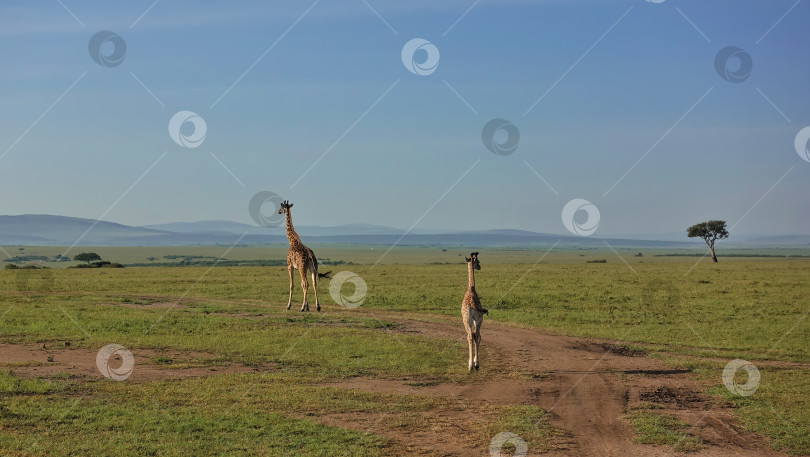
[5,264,50,270]
[69,261,124,269]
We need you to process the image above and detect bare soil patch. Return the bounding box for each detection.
[0,343,261,381]
[112,301,187,310]
[638,386,706,409]
[324,311,789,457]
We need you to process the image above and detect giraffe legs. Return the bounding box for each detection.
[473,327,481,370]
[286,265,294,310]
[466,330,474,372]
[299,269,310,312]
[464,317,482,372]
[311,270,321,312]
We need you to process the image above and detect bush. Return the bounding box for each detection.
[3,255,49,263]
[73,252,101,263]
[69,261,124,269]
[6,264,49,270]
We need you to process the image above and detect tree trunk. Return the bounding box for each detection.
[710,246,718,262]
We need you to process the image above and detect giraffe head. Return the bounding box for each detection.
[465,252,480,270]
[278,200,293,215]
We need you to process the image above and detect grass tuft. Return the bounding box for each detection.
[626,408,703,452]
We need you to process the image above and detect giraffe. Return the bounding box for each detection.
[277,200,328,312]
[461,251,488,371]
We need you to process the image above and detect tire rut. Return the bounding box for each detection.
[360,312,790,457]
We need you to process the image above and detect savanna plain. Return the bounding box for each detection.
[0,246,808,456]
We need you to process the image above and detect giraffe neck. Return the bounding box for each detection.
[468,261,476,291]
[285,211,302,246]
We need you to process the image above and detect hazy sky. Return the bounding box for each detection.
[1,0,808,237]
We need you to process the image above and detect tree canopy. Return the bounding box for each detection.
[687,220,729,240]
[687,220,729,262]
[73,252,102,263]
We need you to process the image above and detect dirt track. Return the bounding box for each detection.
[0,310,790,456]
[0,343,260,381]
[330,314,789,457]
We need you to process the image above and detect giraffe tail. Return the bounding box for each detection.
[318,270,332,279]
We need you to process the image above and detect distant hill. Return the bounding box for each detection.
[745,235,810,246]
[141,220,270,236]
[0,215,168,246]
[141,221,406,237]
[2,214,806,248]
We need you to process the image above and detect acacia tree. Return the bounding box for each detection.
[687,220,729,262]
[73,252,101,264]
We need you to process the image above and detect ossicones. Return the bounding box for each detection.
[470,252,479,257]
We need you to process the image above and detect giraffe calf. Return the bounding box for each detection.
[461,252,488,371]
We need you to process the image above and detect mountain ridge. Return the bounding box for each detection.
[1,214,806,248]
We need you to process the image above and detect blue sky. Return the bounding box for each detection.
[1,0,808,238]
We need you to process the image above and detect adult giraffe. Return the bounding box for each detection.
[277,200,328,311]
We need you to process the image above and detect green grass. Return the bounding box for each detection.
[8,244,810,268]
[625,405,704,452]
[488,405,557,453]
[710,367,810,455]
[0,369,547,456]
[0,370,63,395]
[0,252,809,454]
[0,374,394,456]
[0,298,462,379]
